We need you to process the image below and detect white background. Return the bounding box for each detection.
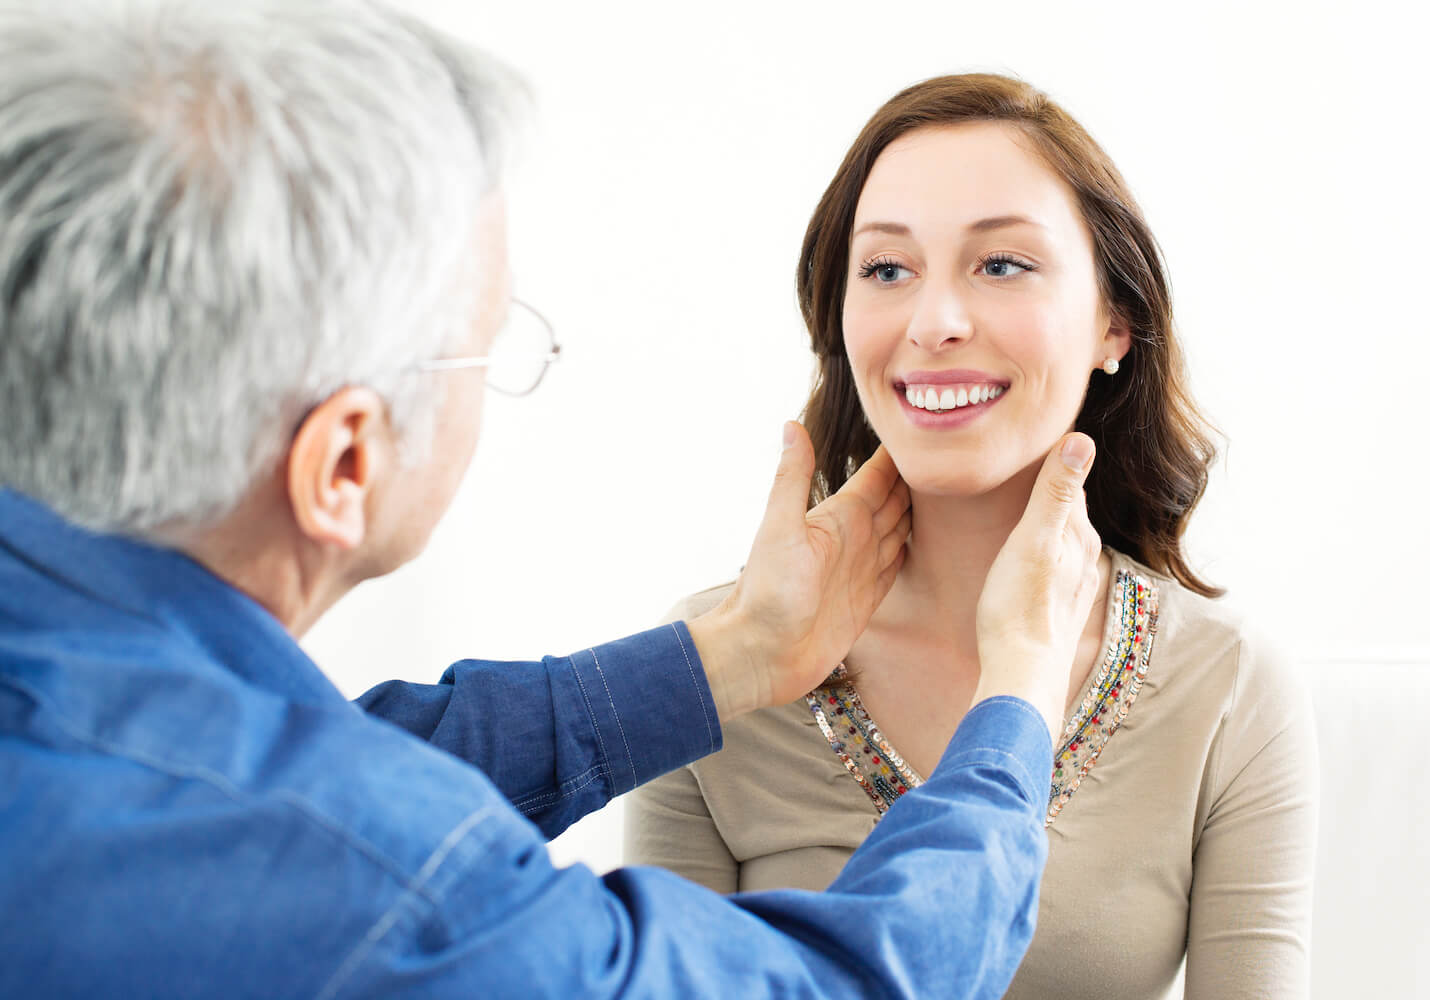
[305,0,1429,881]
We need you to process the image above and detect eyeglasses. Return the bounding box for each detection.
[413,297,561,397]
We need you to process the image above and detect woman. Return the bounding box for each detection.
[626,74,1317,999]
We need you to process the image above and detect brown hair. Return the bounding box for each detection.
[797,73,1222,597]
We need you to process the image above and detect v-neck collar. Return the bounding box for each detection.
[805,550,1161,827]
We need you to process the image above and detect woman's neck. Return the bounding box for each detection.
[881,462,1043,660]
[846,459,1114,760]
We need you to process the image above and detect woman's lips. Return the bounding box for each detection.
[895,380,1007,428]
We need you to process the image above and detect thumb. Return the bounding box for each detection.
[754,422,816,546]
[1029,432,1095,536]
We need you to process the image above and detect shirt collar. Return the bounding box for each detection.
[0,489,346,707]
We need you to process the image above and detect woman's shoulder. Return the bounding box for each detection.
[659,581,738,625]
[659,579,834,754]
[1111,549,1310,722]
[660,581,850,766]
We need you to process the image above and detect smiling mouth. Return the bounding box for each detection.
[899,382,1006,413]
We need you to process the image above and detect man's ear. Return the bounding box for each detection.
[285,387,392,550]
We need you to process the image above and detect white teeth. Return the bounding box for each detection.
[905,382,1006,412]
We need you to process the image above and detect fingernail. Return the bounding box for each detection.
[1061,435,1093,470]
[782,423,796,450]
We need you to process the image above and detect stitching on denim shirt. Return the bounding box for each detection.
[512,769,603,815]
[570,658,613,795]
[315,807,495,1000]
[588,646,638,791]
[511,764,606,813]
[510,763,604,808]
[2,674,433,905]
[671,623,716,754]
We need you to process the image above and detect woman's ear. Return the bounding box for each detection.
[285,387,392,550]
[1101,312,1133,365]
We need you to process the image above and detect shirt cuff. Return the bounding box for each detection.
[566,622,722,797]
[937,696,1054,809]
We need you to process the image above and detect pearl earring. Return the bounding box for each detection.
[1102,358,1120,375]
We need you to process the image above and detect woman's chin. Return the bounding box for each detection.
[883,437,1049,503]
[898,469,1015,500]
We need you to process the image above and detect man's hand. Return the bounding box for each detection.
[972,432,1102,744]
[688,422,910,723]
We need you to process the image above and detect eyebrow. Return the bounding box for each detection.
[851,221,913,238]
[851,215,1046,239]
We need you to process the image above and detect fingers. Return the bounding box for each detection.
[871,477,911,537]
[753,422,818,547]
[877,510,912,568]
[1024,432,1095,540]
[1060,441,1103,574]
[1070,501,1104,591]
[871,545,906,606]
[833,444,901,513]
[1067,478,1102,560]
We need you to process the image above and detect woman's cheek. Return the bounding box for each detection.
[841,330,886,408]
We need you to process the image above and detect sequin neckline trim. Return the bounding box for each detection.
[805,566,1160,828]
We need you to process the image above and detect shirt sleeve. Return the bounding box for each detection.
[353,622,721,839]
[1185,635,1319,999]
[322,696,1055,1000]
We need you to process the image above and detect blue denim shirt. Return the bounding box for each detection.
[0,489,1054,999]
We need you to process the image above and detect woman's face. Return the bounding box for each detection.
[842,122,1128,498]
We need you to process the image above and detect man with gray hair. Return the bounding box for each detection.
[0,2,1106,997]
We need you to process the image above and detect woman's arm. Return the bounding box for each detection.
[1185,636,1319,998]
[621,584,743,889]
[625,764,740,893]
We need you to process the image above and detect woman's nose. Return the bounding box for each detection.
[905,284,974,352]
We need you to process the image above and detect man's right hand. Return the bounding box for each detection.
[687,421,910,724]
[972,432,1103,745]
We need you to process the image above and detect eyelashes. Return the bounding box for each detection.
[854,252,1039,283]
[976,252,1037,277]
[856,256,904,280]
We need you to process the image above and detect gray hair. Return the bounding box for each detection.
[0,0,521,534]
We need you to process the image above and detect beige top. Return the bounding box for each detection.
[624,550,1318,1000]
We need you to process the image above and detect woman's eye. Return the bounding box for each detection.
[979,255,1034,278]
[858,258,912,283]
